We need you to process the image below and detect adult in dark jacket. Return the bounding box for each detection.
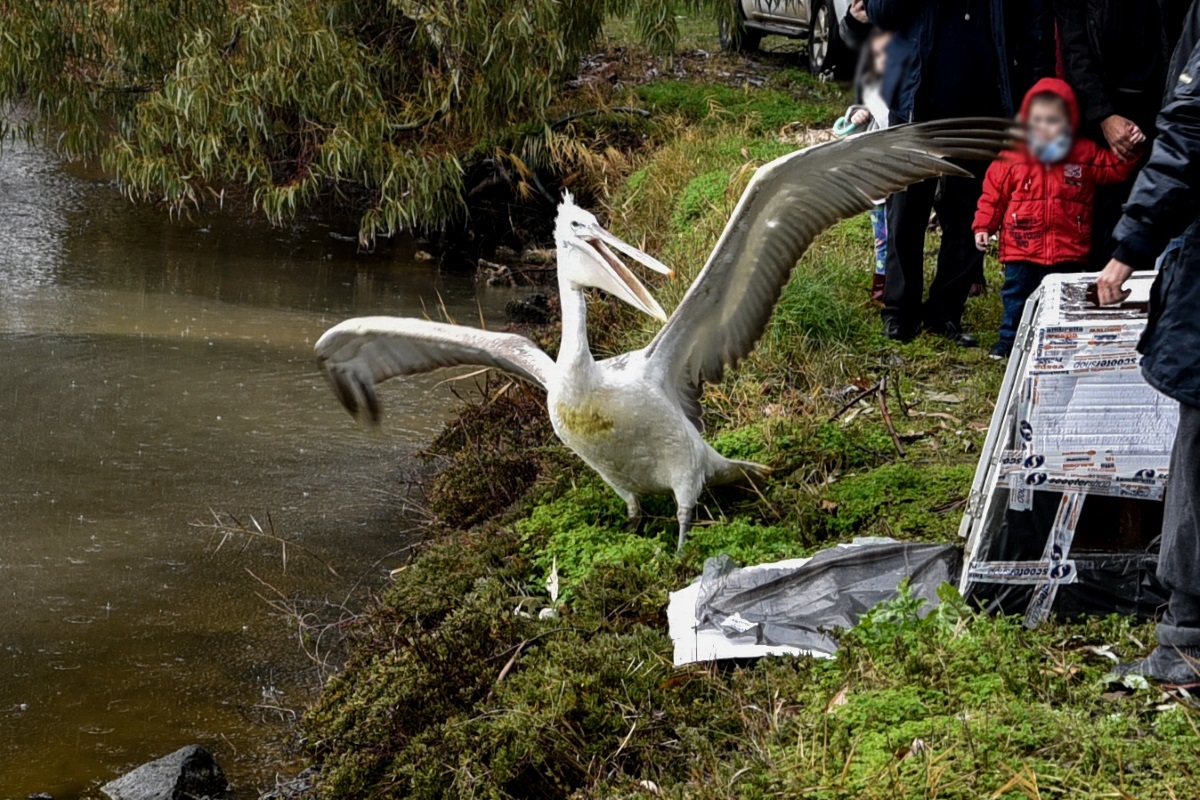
[841,0,871,49]
[866,0,1055,344]
[1166,6,1200,99]
[1097,28,1200,689]
[1056,0,1190,269]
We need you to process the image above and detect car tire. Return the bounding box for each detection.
[719,5,761,53]
[808,0,850,76]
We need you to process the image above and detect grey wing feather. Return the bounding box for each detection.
[315,316,554,422]
[644,118,1015,412]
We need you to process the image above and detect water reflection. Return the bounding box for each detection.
[0,135,74,317]
[0,142,524,798]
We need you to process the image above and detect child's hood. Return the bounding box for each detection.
[1019,77,1081,131]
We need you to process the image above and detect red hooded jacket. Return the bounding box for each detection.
[973,78,1137,266]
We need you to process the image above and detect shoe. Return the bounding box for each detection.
[1111,645,1200,689]
[989,341,1013,360]
[925,321,978,348]
[951,331,979,348]
[882,317,914,342]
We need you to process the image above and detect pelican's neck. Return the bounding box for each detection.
[556,281,594,371]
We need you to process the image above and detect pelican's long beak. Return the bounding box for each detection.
[572,223,673,322]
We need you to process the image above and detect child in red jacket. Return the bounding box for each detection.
[973,77,1140,359]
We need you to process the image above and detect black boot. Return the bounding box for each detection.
[883,317,915,343]
[926,320,978,348]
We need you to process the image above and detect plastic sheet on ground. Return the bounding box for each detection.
[668,538,961,665]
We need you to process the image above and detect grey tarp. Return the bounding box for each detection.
[690,540,961,657]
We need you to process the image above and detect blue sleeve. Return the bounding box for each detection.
[1112,42,1200,269]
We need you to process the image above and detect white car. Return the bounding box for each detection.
[718,0,855,75]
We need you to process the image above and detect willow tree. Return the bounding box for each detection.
[0,0,725,242]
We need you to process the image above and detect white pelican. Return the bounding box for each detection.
[317,119,1011,549]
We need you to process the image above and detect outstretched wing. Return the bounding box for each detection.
[644,118,1014,408]
[315,316,554,422]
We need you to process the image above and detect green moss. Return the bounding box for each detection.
[812,421,896,471]
[671,169,729,231]
[826,463,974,541]
[684,517,807,564]
[635,80,839,133]
[709,422,771,462]
[624,165,650,196]
[306,536,1193,800]
[515,476,666,592]
[539,523,667,593]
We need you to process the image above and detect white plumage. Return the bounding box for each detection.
[316,119,1013,548]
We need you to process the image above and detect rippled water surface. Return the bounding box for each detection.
[0,142,518,798]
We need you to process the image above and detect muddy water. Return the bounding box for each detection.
[0,143,522,798]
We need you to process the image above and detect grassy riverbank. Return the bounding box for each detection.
[299,18,1200,800]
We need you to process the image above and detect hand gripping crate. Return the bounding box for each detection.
[959,272,1178,626]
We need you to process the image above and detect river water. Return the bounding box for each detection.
[0,142,519,797]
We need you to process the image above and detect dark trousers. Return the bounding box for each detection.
[1084,110,1155,271]
[1088,181,1134,271]
[1158,403,1200,647]
[882,167,986,334]
[998,261,1085,346]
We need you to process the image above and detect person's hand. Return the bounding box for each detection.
[850,0,869,23]
[1101,115,1145,161]
[974,231,990,252]
[1096,258,1135,305]
[850,108,871,127]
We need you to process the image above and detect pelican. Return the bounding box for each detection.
[316,119,1011,549]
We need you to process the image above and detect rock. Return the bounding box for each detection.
[505,293,551,324]
[101,744,231,800]
[28,793,54,800]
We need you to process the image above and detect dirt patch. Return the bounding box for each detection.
[574,42,812,92]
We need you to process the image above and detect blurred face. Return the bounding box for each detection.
[870,32,890,76]
[1027,97,1070,143]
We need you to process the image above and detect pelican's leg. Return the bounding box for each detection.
[615,487,643,532]
[673,482,703,552]
[675,503,694,552]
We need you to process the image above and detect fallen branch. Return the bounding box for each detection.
[891,368,910,416]
[878,374,906,458]
[932,498,968,514]
[494,639,531,686]
[829,383,881,421]
[485,626,594,702]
